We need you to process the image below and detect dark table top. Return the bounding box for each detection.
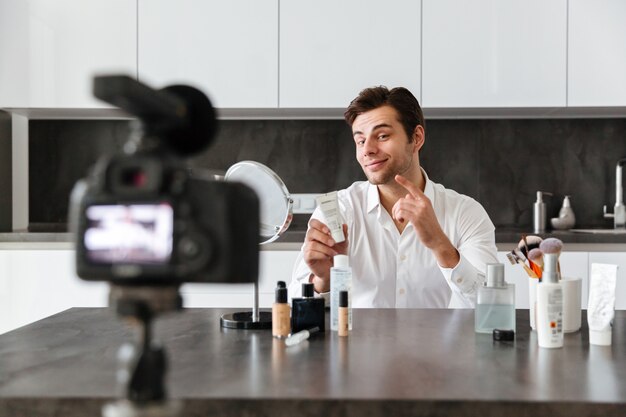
[1,308,625,417]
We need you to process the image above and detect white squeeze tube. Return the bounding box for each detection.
[588,263,619,346]
[315,191,345,243]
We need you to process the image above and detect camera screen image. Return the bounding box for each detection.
[84,204,174,265]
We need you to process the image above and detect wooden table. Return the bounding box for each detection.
[0,308,624,416]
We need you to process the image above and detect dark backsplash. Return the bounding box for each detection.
[29,118,626,230]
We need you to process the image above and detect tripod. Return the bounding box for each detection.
[102,285,183,417]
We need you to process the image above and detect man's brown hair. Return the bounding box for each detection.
[344,86,425,142]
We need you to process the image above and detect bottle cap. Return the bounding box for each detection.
[276,281,286,289]
[493,329,515,341]
[302,282,314,298]
[339,290,348,307]
[331,229,345,243]
[334,255,349,269]
[485,263,505,288]
[275,287,287,303]
[589,329,612,346]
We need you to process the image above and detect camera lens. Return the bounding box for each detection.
[121,168,147,188]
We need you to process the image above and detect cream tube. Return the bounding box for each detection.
[316,191,345,243]
[587,263,619,346]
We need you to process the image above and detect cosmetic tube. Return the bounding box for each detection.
[272,281,290,339]
[285,327,319,347]
[338,291,349,337]
[315,191,345,243]
[536,253,564,348]
[588,263,618,346]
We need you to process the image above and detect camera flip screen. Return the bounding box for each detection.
[84,204,174,265]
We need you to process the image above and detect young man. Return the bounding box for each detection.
[290,87,498,308]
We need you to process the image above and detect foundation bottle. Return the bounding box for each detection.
[338,290,349,337]
[272,281,290,338]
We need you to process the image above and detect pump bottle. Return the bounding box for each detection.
[272,281,290,338]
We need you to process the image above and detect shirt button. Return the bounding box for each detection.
[399,288,406,295]
[456,277,463,284]
[400,255,406,261]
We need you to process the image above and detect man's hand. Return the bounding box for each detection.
[303,219,349,293]
[392,174,460,268]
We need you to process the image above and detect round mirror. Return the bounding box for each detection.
[224,161,293,244]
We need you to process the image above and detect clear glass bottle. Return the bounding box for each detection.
[475,263,516,334]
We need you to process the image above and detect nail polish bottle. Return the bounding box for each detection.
[272,281,290,339]
[291,283,325,333]
[338,290,349,337]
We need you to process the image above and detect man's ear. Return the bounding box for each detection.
[412,125,425,152]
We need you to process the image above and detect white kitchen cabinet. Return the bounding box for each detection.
[181,250,300,308]
[279,0,421,108]
[588,252,626,309]
[568,0,626,106]
[138,0,278,109]
[0,249,108,335]
[0,0,136,109]
[422,0,567,108]
[497,251,589,309]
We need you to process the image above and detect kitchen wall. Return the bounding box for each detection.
[28,117,626,231]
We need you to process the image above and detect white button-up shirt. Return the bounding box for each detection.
[289,171,498,308]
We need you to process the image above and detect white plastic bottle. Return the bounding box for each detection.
[536,253,564,348]
[330,255,352,331]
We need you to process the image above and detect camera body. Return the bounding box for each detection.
[70,76,259,285]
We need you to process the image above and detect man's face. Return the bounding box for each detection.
[352,105,421,185]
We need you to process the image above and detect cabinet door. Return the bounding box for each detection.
[497,251,588,309]
[280,0,421,108]
[422,0,566,107]
[588,252,626,310]
[0,0,136,108]
[181,251,300,308]
[0,250,108,334]
[138,0,278,108]
[568,0,626,106]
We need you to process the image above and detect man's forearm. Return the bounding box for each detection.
[310,273,330,294]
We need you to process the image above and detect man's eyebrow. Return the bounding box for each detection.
[353,123,393,137]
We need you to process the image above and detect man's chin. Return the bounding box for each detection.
[365,172,396,186]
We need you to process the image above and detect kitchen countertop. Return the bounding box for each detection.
[1,307,625,417]
[0,228,625,252]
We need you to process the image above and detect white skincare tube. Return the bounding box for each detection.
[316,191,345,243]
[588,263,618,346]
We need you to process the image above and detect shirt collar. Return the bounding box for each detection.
[366,168,435,214]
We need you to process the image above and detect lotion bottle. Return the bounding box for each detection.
[330,255,352,331]
[272,281,290,339]
[536,253,564,348]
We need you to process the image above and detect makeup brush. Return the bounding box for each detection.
[527,248,544,278]
[506,251,538,278]
[518,235,543,270]
[539,238,563,280]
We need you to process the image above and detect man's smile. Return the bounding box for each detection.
[365,159,388,171]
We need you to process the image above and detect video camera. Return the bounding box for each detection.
[69,75,259,286]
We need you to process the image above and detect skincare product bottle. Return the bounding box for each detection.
[536,253,564,348]
[291,283,325,333]
[588,263,618,346]
[330,255,352,331]
[338,290,349,337]
[272,281,290,339]
[475,263,515,334]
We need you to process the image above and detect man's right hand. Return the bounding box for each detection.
[303,219,348,293]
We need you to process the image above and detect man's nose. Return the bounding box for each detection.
[362,137,377,155]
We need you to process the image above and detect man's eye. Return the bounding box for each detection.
[357,139,365,146]
[378,134,389,141]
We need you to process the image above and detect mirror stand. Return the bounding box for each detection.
[219,282,272,329]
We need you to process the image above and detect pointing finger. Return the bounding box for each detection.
[395,174,425,199]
